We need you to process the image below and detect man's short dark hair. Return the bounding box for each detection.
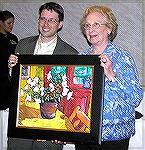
[39,2,64,22]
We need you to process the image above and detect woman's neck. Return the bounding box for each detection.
[91,41,108,55]
[0,28,7,35]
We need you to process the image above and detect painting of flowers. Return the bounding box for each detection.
[8,55,104,144]
[17,64,94,133]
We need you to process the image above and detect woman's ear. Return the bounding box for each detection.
[107,29,112,35]
[0,20,3,25]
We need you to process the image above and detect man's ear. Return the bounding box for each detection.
[58,21,63,30]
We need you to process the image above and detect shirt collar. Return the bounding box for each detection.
[88,41,112,55]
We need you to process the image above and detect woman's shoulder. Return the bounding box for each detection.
[8,32,18,41]
[79,47,91,55]
[7,33,18,46]
[110,42,135,65]
[110,42,132,57]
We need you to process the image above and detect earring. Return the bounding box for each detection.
[108,32,111,35]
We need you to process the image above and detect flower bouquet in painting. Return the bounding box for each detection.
[19,64,93,132]
[21,76,43,104]
[40,66,68,119]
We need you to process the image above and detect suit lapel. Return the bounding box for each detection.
[29,36,39,54]
[53,36,63,55]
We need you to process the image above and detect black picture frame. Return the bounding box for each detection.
[8,55,104,145]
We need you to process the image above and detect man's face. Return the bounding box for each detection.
[38,9,63,41]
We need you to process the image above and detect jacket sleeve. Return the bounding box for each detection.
[108,51,144,107]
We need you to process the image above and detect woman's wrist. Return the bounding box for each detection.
[108,72,116,82]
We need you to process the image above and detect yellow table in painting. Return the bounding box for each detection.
[21,110,67,130]
[18,102,67,131]
[18,101,90,133]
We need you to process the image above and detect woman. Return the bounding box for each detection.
[75,5,143,150]
[0,10,18,150]
[0,10,18,109]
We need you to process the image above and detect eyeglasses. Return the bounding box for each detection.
[83,22,106,30]
[39,17,59,25]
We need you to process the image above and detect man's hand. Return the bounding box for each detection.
[51,140,67,145]
[8,54,18,68]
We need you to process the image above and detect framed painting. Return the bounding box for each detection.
[8,55,104,144]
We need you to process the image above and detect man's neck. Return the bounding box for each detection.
[39,34,58,43]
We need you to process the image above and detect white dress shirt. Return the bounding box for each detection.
[34,36,57,55]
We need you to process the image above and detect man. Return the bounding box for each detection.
[8,2,78,150]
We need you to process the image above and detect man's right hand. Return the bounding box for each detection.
[8,54,18,68]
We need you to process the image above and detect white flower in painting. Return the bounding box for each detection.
[30,80,36,87]
[67,91,73,100]
[62,80,68,88]
[20,89,24,97]
[33,86,39,92]
[34,77,39,83]
[57,97,61,103]
[62,87,69,96]
[26,94,31,101]
[24,85,29,90]
[27,78,32,84]
[40,87,44,91]
[35,98,41,104]
[62,75,68,88]
[40,91,44,96]
[62,74,67,81]
[40,87,44,96]
[49,83,54,92]
[47,71,52,81]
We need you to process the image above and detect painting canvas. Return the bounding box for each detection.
[8,55,104,144]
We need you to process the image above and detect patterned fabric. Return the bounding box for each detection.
[80,41,144,141]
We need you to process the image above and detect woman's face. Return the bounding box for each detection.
[84,12,111,47]
[0,17,14,33]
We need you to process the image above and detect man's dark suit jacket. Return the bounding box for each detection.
[15,35,78,55]
[8,35,78,150]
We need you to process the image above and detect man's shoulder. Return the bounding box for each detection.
[57,36,78,54]
[19,35,39,43]
[15,35,39,54]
